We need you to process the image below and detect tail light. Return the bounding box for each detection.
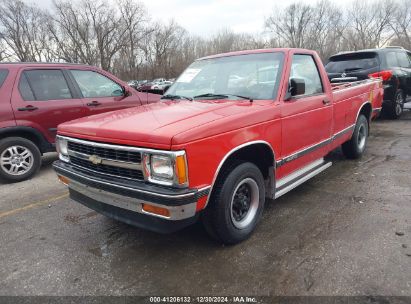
[368,70,393,81]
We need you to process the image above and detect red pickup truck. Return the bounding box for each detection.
[0,63,160,182]
[53,48,383,244]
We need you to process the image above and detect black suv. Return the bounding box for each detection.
[325,47,411,119]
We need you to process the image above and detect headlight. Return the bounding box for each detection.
[56,137,69,162]
[143,151,188,187]
[151,155,174,179]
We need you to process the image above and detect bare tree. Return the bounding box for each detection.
[2,0,411,80]
[265,3,313,48]
[209,29,237,53]
[389,0,411,49]
[0,36,11,61]
[0,0,52,61]
[306,0,346,59]
[85,0,128,71]
[265,0,404,60]
[50,0,129,70]
[145,21,188,78]
[49,0,98,65]
[206,29,266,54]
[345,0,397,50]
[115,0,152,80]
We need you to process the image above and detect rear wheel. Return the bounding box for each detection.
[202,162,265,244]
[383,89,404,119]
[0,137,41,183]
[342,114,368,159]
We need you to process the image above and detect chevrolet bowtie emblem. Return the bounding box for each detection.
[89,155,102,165]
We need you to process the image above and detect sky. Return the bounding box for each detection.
[139,0,278,36]
[36,0,343,37]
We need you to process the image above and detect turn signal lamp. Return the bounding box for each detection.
[142,204,170,217]
[175,155,188,185]
[57,175,70,186]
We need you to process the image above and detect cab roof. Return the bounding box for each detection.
[198,48,316,61]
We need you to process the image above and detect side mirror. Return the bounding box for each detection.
[113,86,131,99]
[285,78,305,100]
[124,87,131,97]
[122,86,132,97]
[112,89,124,97]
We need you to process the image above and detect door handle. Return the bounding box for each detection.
[323,98,331,105]
[17,105,39,111]
[87,101,102,107]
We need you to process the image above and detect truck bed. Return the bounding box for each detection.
[331,78,383,112]
[331,78,382,91]
[330,78,383,128]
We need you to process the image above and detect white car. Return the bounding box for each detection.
[152,81,173,91]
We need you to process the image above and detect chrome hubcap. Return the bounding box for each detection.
[230,178,259,229]
[357,124,367,151]
[395,93,404,116]
[0,146,34,176]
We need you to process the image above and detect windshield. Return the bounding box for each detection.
[166,52,284,100]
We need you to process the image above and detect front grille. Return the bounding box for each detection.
[67,140,144,180]
[71,157,144,180]
[68,141,141,163]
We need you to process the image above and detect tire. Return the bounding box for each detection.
[0,137,41,183]
[383,89,404,119]
[342,114,368,159]
[202,161,266,245]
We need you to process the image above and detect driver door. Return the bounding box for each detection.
[280,54,333,176]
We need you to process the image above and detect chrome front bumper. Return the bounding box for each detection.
[69,180,197,221]
[53,160,210,233]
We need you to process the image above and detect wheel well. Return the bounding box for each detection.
[0,128,51,154]
[359,103,372,123]
[214,143,275,198]
[397,88,407,103]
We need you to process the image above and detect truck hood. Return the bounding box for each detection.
[58,99,273,148]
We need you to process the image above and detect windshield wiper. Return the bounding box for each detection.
[161,94,193,101]
[193,93,253,102]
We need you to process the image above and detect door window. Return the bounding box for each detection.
[18,74,35,101]
[0,69,9,88]
[70,70,123,98]
[18,70,72,101]
[386,52,399,67]
[290,55,323,96]
[397,52,410,68]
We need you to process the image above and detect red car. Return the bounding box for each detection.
[0,63,160,182]
[53,48,383,244]
[136,81,154,92]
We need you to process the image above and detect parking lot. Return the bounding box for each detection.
[0,110,410,296]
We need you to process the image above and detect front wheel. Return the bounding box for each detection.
[0,137,41,183]
[342,114,369,159]
[202,162,266,244]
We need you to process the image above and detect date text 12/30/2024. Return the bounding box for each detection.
[149,296,257,303]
